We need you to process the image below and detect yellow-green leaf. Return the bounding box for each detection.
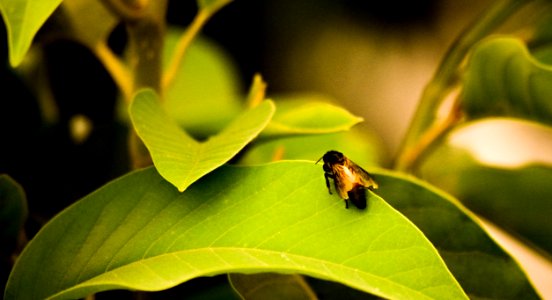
[0,0,62,66]
[129,89,275,192]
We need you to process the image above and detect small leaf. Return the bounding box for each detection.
[5,163,467,300]
[129,89,275,192]
[261,95,364,138]
[0,0,63,67]
[377,169,541,299]
[462,37,552,124]
[0,174,27,252]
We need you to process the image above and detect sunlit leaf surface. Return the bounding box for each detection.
[130,89,275,192]
[5,163,467,300]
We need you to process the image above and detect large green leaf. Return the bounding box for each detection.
[462,37,552,124]
[418,118,552,255]
[130,89,275,192]
[5,163,468,300]
[0,0,62,67]
[376,169,540,299]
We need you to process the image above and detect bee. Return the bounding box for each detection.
[316,150,378,209]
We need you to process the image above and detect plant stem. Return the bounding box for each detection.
[126,2,167,93]
[122,0,167,168]
[394,0,532,172]
[95,42,133,102]
[162,0,232,90]
[400,96,463,172]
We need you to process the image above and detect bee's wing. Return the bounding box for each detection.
[330,165,350,199]
[350,163,378,189]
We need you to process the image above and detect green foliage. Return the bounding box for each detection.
[61,0,118,49]
[261,96,364,137]
[0,175,27,251]
[0,0,62,66]
[376,170,540,299]
[462,37,552,124]
[130,89,275,192]
[5,163,469,300]
[2,0,552,299]
[419,118,552,254]
[240,129,382,167]
[163,30,243,136]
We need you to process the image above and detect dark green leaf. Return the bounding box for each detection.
[376,169,540,299]
[0,175,27,252]
[462,37,552,124]
[418,118,552,255]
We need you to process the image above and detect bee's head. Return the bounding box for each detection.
[321,150,345,165]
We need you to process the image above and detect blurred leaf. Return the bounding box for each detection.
[164,29,243,137]
[61,0,117,49]
[0,0,62,66]
[0,175,27,252]
[5,163,467,300]
[229,273,316,300]
[240,129,383,167]
[376,169,540,299]
[530,2,552,65]
[197,0,232,14]
[261,95,364,138]
[418,118,552,255]
[129,89,274,192]
[462,37,552,124]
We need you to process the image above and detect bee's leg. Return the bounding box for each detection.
[344,199,349,209]
[324,173,333,194]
